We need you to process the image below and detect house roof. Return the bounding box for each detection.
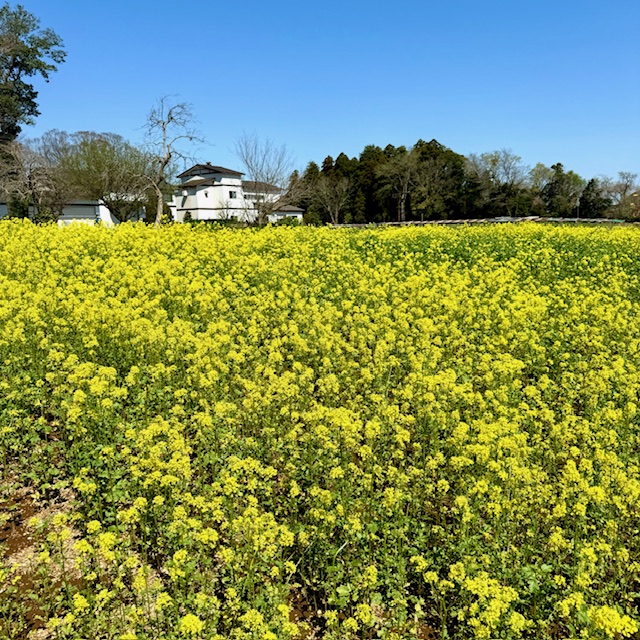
[242,180,282,194]
[275,204,304,213]
[177,164,244,179]
[177,178,217,189]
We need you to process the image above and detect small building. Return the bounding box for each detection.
[267,204,304,224]
[0,199,142,225]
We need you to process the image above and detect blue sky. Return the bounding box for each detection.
[19,0,640,179]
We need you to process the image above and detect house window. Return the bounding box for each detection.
[229,190,237,199]
[204,191,209,198]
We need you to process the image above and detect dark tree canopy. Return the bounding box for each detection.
[579,179,611,219]
[542,163,585,217]
[0,3,66,142]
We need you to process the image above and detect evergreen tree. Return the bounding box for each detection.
[354,145,389,222]
[0,3,66,142]
[413,139,466,220]
[578,179,611,218]
[542,163,585,217]
[321,155,334,174]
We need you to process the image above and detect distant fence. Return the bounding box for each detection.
[333,216,638,228]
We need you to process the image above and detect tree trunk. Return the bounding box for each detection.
[398,195,406,222]
[154,184,164,227]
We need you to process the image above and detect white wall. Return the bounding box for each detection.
[267,212,303,224]
[0,200,135,226]
[57,202,122,226]
[174,175,251,221]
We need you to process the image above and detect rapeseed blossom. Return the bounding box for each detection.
[1,221,639,639]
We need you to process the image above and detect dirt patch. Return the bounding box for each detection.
[416,621,439,640]
[1,484,79,640]
[289,591,322,640]
[1,487,40,572]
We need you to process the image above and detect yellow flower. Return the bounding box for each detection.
[588,605,638,638]
[155,592,173,611]
[86,520,102,534]
[179,613,204,635]
[240,609,265,630]
[72,593,90,613]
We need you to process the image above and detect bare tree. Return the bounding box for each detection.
[377,150,419,222]
[484,149,528,190]
[466,149,529,215]
[218,198,236,221]
[144,97,201,226]
[414,160,445,221]
[0,133,79,221]
[0,139,32,220]
[234,132,303,224]
[0,140,29,203]
[314,173,350,225]
[34,130,80,219]
[599,172,639,219]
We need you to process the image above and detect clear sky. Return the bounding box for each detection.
[19,0,640,180]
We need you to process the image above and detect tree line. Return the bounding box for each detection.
[1,3,638,226]
[293,143,639,225]
[0,102,199,225]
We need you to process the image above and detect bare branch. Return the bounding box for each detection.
[314,174,350,225]
[234,132,299,224]
[144,96,204,225]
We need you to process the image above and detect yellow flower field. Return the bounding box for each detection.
[1,221,640,639]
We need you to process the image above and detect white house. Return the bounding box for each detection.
[172,164,245,222]
[172,163,304,223]
[0,200,142,226]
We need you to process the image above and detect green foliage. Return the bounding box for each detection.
[61,131,149,222]
[412,139,467,220]
[0,3,66,141]
[542,163,586,217]
[274,215,300,226]
[6,194,28,218]
[579,179,612,218]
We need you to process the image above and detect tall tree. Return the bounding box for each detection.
[235,132,305,225]
[321,155,334,174]
[333,152,358,179]
[352,145,387,222]
[377,148,418,222]
[63,131,150,222]
[542,163,585,217]
[578,178,611,218]
[0,3,65,143]
[466,149,529,216]
[527,163,554,216]
[313,173,350,225]
[144,97,201,226]
[295,161,325,223]
[413,139,466,221]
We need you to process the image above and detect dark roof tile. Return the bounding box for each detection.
[177,163,244,179]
